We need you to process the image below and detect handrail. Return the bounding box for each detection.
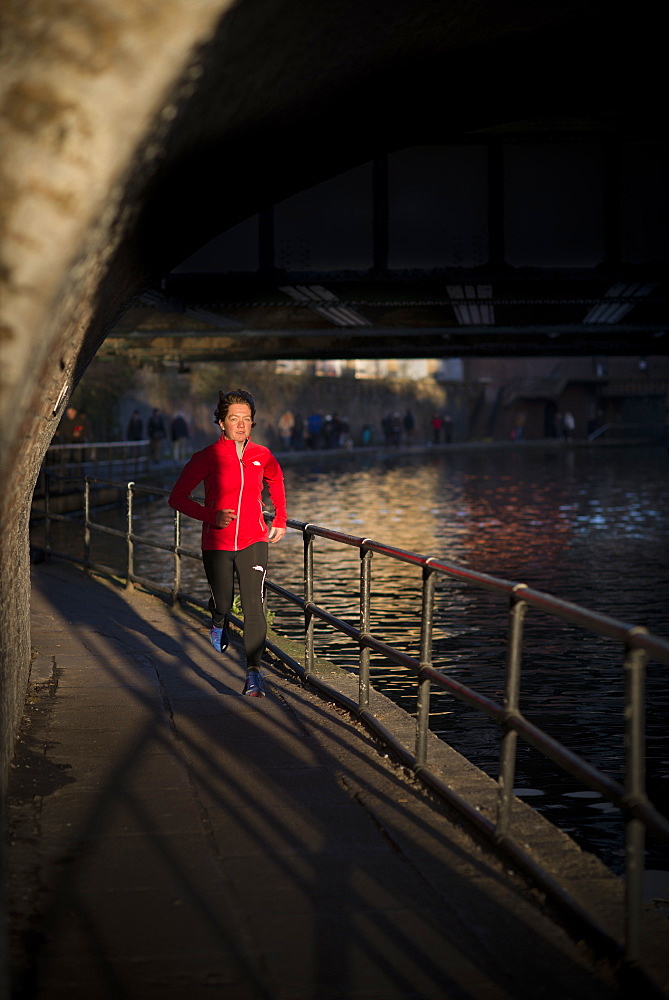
[289,520,669,661]
[46,438,150,452]
[38,440,151,485]
[32,472,669,972]
[275,520,669,831]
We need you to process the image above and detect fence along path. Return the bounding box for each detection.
[29,473,669,987]
[11,557,668,998]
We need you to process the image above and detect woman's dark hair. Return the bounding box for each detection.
[214,388,256,425]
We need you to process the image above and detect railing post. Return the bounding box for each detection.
[303,528,314,676]
[415,564,436,768]
[172,508,182,607]
[623,642,647,964]
[84,478,91,570]
[497,587,527,838]
[125,481,135,590]
[359,547,372,710]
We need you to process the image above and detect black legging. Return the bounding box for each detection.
[202,542,268,668]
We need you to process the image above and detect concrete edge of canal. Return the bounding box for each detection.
[255,623,669,996]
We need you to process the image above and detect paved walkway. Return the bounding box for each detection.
[6,560,668,999]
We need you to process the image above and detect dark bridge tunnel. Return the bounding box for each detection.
[111,3,668,364]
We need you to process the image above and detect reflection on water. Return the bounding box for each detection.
[268,448,669,876]
[34,446,669,875]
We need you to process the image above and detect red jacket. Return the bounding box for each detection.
[168,437,287,551]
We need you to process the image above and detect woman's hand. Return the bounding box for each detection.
[215,509,237,528]
[268,526,286,543]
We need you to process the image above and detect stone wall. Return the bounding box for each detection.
[118,363,477,451]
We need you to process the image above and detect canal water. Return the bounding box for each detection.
[38,444,669,880]
[269,445,669,881]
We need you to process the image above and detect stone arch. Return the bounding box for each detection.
[0,0,657,784]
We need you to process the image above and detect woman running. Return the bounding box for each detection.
[169,388,287,696]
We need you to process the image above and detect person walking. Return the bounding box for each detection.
[307,411,323,449]
[126,409,144,441]
[442,411,453,444]
[563,411,575,441]
[291,411,305,450]
[57,405,92,465]
[403,408,415,444]
[170,411,189,462]
[58,405,92,445]
[147,408,166,463]
[389,412,402,446]
[277,409,295,451]
[168,388,287,697]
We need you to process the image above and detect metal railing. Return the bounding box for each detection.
[38,439,151,486]
[33,473,669,970]
[273,522,669,966]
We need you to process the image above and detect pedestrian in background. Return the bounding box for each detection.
[563,411,575,441]
[58,405,92,445]
[168,388,287,697]
[147,408,166,463]
[307,411,323,449]
[126,410,144,441]
[170,411,189,462]
[57,405,92,463]
[381,412,392,445]
[442,411,453,443]
[292,412,305,450]
[403,408,415,443]
[277,410,295,451]
[322,414,335,449]
[389,412,402,446]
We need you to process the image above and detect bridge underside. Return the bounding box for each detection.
[105,269,668,362]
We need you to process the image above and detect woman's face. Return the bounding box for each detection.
[220,403,253,442]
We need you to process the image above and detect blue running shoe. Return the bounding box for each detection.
[210,624,228,653]
[242,668,266,697]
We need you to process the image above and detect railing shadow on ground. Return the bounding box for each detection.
[13,563,633,999]
[29,472,669,976]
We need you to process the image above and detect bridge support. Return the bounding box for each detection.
[0,0,232,789]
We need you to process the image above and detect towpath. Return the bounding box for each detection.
[7,559,668,999]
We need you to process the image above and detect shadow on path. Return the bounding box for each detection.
[5,559,635,999]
